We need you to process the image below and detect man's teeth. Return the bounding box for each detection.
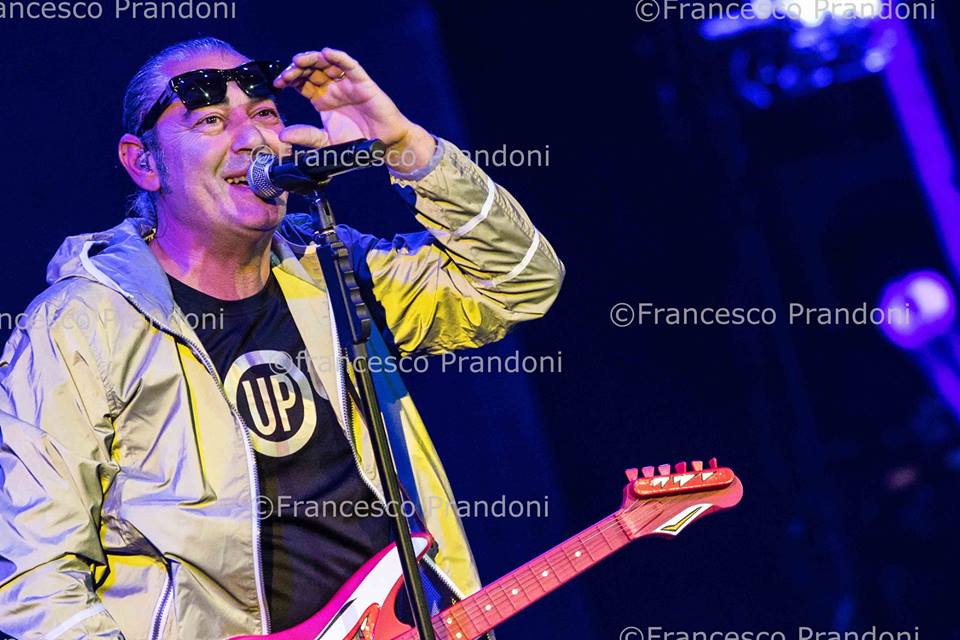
[225,177,248,185]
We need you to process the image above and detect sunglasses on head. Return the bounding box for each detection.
[137,59,283,136]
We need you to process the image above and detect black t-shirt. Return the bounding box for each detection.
[167,270,392,630]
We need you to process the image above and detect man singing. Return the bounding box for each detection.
[0,37,563,639]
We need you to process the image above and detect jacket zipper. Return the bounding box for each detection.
[118,297,271,637]
[191,336,272,635]
[328,309,383,509]
[101,289,459,636]
[148,565,173,640]
[328,312,467,605]
[173,328,272,635]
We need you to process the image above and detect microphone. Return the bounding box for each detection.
[247,138,387,199]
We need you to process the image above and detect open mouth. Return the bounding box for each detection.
[225,176,250,186]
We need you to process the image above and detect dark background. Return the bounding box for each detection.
[2,0,958,638]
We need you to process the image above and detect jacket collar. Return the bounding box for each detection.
[46,214,324,329]
[46,213,346,426]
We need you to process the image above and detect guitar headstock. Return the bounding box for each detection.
[617,458,743,539]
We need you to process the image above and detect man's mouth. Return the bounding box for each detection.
[225,176,250,186]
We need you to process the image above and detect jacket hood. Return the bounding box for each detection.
[46,216,176,325]
[45,214,317,329]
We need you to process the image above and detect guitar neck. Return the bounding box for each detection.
[393,504,657,640]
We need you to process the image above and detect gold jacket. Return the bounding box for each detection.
[0,139,564,639]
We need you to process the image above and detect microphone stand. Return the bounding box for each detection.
[299,169,438,640]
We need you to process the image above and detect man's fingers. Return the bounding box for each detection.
[275,53,332,89]
[274,51,329,89]
[308,68,335,86]
[323,66,346,80]
[278,124,329,149]
[273,48,369,90]
[274,65,310,89]
[292,50,330,69]
[320,47,358,71]
[321,48,369,82]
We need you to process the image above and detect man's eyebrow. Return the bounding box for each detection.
[247,96,285,120]
[178,107,205,124]
[247,96,278,108]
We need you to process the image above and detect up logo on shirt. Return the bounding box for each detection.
[223,350,317,457]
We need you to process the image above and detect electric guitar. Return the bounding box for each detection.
[231,458,744,640]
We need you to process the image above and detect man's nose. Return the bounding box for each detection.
[230,117,274,156]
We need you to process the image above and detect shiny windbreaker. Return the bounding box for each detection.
[0,139,564,640]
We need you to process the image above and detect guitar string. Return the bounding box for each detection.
[392,480,730,640]
[400,488,723,640]
[392,505,645,640]
[430,517,634,634]
[418,478,730,640]
[393,493,685,640]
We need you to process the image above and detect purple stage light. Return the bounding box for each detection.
[751,0,884,25]
[701,0,895,107]
[879,271,956,350]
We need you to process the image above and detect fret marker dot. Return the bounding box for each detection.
[575,551,582,558]
[511,588,519,596]
[456,634,462,639]
[485,604,492,611]
[542,570,549,577]
[446,617,452,624]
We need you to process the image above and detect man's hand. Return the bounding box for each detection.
[273,47,436,175]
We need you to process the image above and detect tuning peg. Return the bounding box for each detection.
[658,464,671,476]
[641,466,655,478]
[691,460,703,472]
[625,468,639,482]
[708,457,718,469]
[675,461,687,474]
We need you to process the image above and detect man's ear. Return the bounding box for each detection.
[118,133,161,192]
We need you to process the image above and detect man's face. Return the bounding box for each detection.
[151,51,288,240]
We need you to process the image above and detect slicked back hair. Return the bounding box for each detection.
[121,37,244,224]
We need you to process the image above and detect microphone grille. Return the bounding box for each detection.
[248,151,284,200]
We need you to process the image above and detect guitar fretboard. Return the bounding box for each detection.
[394,503,660,640]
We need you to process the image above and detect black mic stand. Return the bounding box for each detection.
[299,166,438,640]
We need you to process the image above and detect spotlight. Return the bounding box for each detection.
[879,270,956,350]
[748,0,884,26]
[701,0,895,108]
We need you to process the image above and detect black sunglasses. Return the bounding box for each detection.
[137,59,283,136]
